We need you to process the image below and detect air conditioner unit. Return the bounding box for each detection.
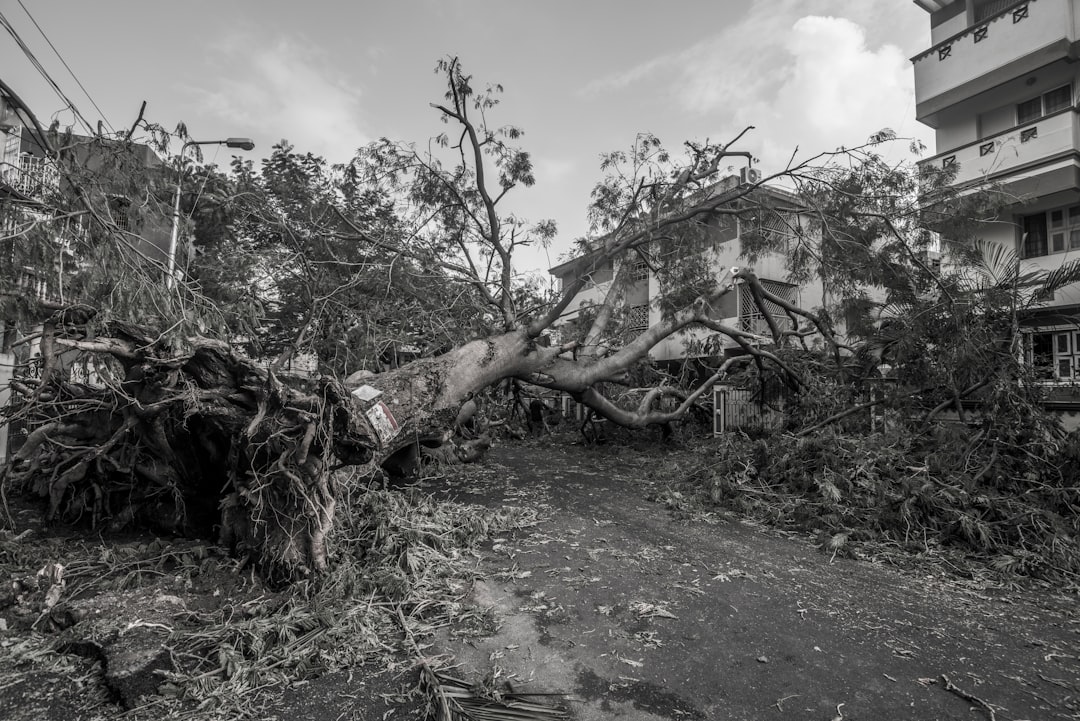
[740,166,762,185]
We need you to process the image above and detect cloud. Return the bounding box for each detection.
[581,2,933,170]
[187,33,369,161]
[723,14,930,170]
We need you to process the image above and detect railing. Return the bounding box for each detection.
[976,0,1023,22]
[0,265,62,305]
[0,154,59,199]
[912,0,1074,110]
[920,107,1077,187]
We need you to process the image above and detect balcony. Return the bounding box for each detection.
[0,154,60,201]
[920,107,1079,190]
[0,265,62,306]
[912,0,1075,122]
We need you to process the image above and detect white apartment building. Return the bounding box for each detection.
[912,0,1080,389]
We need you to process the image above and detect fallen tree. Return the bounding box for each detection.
[7,58,1064,582]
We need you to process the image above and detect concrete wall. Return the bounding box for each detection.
[930,1,969,46]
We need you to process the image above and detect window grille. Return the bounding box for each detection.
[738,280,796,338]
[630,261,649,282]
[107,196,132,232]
[628,304,648,333]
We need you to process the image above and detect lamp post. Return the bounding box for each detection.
[166,137,255,289]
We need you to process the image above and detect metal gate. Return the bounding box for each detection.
[712,384,789,435]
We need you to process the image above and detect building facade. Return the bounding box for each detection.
[547,177,826,365]
[912,0,1080,386]
[0,84,172,462]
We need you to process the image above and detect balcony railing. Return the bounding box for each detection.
[913,0,1074,113]
[0,154,60,200]
[920,107,1078,188]
[0,265,62,305]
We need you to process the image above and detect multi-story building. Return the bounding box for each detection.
[547,176,826,366]
[0,84,172,462]
[1,88,59,463]
[912,0,1080,387]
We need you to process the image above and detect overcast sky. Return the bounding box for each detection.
[1,0,934,273]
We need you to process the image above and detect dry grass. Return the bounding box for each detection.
[0,464,544,719]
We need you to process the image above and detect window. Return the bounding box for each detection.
[107,195,132,232]
[1022,205,1080,258]
[1017,85,1072,125]
[1028,330,1080,380]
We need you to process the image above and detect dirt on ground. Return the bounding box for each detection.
[1,437,1078,720]
[430,441,1080,721]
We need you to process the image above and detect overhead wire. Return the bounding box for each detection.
[15,0,115,135]
[0,8,95,135]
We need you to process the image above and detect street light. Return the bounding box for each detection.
[166,137,255,289]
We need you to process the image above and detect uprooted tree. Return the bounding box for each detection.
[3,59,1077,582]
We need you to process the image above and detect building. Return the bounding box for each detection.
[0,84,170,462]
[547,175,827,367]
[912,0,1080,388]
[1,86,59,464]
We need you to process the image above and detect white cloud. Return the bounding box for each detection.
[581,2,934,171]
[727,14,931,171]
[187,33,369,161]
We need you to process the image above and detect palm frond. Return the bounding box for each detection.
[972,238,1019,289]
[1039,257,1080,296]
[423,666,569,721]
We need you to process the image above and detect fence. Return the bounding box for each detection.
[712,379,899,435]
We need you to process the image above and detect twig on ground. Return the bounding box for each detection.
[773,693,798,711]
[941,674,997,720]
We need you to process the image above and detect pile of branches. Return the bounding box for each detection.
[2,320,376,584]
[660,424,1080,582]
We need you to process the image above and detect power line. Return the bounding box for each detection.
[0,9,94,135]
[16,0,115,135]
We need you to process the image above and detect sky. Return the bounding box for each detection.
[1,0,934,274]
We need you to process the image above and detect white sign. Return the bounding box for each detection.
[365,401,400,444]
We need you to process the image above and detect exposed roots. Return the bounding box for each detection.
[3,329,376,583]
